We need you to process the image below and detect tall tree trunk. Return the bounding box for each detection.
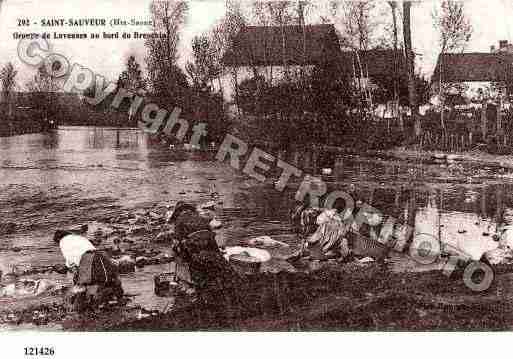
[389,1,399,119]
[405,189,417,251]
[299,0,306,116]
[232,69,241,116]
[481,99,487,138]
[217,76,224,100]
[5,91,13,119]
[496,185,504,233]
[390,1,403,130]
[440,84,445,130]
[402,1,420,137]
[497,84,504,136]
[438,189,443,253]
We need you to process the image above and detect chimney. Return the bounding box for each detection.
[499,40,508,49]
[491,45,496,52]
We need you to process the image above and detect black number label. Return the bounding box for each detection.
[17,18,30,26]
[24,347,55,356]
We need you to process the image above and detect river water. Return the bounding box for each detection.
[1,126,513,313]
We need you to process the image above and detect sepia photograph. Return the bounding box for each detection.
[2,0,513,343]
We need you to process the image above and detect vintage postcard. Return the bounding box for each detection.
[1,0,513,353]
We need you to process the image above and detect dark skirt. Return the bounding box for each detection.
[74,250,120,287]
[175,230,240,291]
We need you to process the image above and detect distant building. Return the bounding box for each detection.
[339,49,408,89]
[222,24,342,82]
[222,24,342,67]
[433,40,513,102]
[433,52,513,84]
[490,40,513,54]
[431,48,513,135]
[222,23,407,111]
[222,24,406,80]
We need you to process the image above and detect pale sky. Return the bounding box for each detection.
[1,0,513,88]
[0,0,226,85]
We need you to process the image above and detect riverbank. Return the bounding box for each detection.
[117,266,513,331]
[1,201,512,331]
[0,119,55,137]
[312,143,513,171]
[383,147,513,170]
[3,259,513,331]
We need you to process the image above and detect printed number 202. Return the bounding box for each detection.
[24,347,55,356]
[17,18,30,26]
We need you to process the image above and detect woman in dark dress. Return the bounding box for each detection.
[168,202,241,308]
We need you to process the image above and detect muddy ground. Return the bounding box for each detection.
[3,259,513,331]
[103,264,513,331]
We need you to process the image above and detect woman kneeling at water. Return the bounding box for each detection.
[291,198,352,261]
[168,202,240,306]
[53,230,123,311]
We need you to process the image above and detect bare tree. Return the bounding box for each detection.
[118,55,146,122]
[388,1,399,51]
[219,0,247,42]
[118,55,146,93]
[1,62,17,119]
[372,2,403,50]
[330,0,376,51]
[210,0,247,114]
[250,2,312,118]
[433,0,472,54]
[145,1,189,101]
[212,0,246,63]
[26,65,60,118]
[388,1,401,125]
[209,0,246,84]
[328,0,376,110]
[186,35,216,90]
[432,0,473,130]
[185,34,226,134]
[251,1,297,80]
[403,1,420,137]
[209,24,228,99]
[252,1,296,26]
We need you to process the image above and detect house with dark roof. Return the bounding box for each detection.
[222,24,408,114]
[222,24,342,68]
[339,49,407,79]
[221,24,342,115]
[222,24,407,80]
[433,52,513,83]
[431,51,513,137]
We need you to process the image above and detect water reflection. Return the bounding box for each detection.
[275,147,513,265]
[1,127,513,307]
